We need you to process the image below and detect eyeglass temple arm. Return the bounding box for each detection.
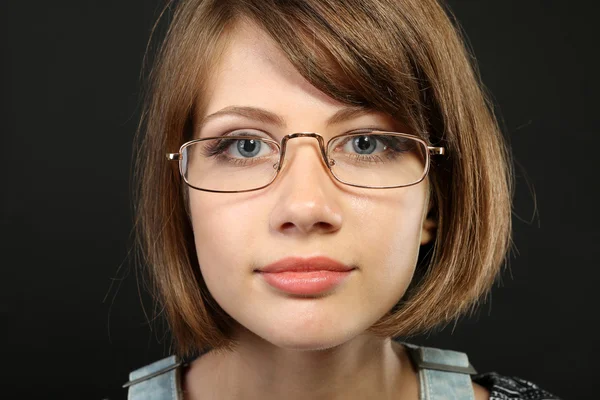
[167,153,181,160]
[428,147,445,155]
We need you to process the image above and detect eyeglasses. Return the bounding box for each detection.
[167,131,445,193]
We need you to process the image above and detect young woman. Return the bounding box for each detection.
[125,0,560,398]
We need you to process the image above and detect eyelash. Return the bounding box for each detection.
[203,132,275,166]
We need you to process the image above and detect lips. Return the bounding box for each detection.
[256,256,355,296]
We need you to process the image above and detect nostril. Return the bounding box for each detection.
[278,220,336,234]
[315,221,334,231]
[280,222,295,231]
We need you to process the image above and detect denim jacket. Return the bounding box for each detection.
[124,342,478,400]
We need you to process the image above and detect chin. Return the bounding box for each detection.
[268,335,351,352]
[253,322,365,353]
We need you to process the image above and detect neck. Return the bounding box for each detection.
[185,329,418,400]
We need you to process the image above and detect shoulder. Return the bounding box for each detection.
[473,372,562,400]
[400,341,561,400]
[123,355,183,400]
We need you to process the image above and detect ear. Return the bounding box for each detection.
[420,216,437,246]
[420,200,437,246]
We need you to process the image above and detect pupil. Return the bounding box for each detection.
[237,139,261,157]
[353,136,376,154]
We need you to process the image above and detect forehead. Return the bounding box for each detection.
[200,19,352,125]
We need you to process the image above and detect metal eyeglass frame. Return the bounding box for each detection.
[166,131,445,193]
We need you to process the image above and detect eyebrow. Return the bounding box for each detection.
[198,106,286,130]
[197,105,373,131]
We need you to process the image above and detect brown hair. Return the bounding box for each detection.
[135,0,513,357]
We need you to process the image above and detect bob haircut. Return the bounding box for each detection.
[135,0,513,357]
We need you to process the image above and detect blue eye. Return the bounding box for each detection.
[203,129,277,160]
[235,139,262,158]
[351,136,379,154]
[201,131,279,165]
[342,135,386,155]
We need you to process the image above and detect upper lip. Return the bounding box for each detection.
[256,256,355,273]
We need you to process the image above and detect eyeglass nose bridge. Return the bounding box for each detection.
[277,132,333,173]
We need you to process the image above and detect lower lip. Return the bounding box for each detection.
[259,270,353,296]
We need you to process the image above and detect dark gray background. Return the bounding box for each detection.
[2,1,598,398]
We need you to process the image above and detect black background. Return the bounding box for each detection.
[2,1,598,399]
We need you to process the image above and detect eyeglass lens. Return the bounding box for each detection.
[181,133,427,192]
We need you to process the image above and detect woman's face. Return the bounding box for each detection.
[189,21,431,351]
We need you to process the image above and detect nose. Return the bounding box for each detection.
[269,137,343,236]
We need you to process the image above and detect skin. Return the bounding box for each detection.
[184,19,488,400]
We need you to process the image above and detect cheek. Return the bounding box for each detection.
[347,185,427,300]
[351,186,426,260]
[188,193,265,294]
